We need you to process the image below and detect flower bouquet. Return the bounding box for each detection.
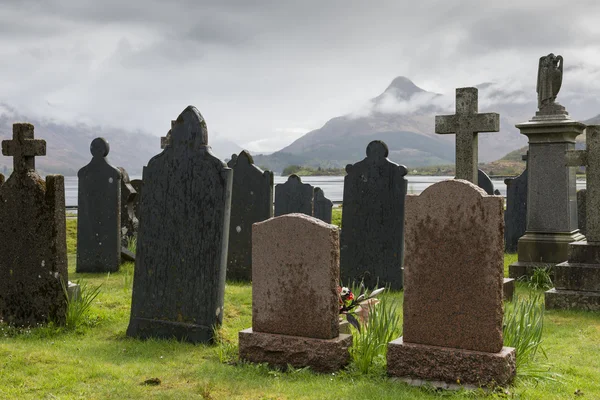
[338,284,384,332]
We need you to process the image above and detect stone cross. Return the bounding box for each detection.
[1,124,46,173]
[435,88,500,184]
[566,125,600,242]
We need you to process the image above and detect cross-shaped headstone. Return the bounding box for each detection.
[566,125,600,242]
[435,88,500,184]
[1,123,46,173]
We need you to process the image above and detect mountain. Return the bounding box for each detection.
[0,105,243,176]
[254,76,540,173]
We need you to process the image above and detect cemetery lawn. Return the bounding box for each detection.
[0,223,599,399]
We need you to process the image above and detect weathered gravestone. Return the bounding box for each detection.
[0,173,4,186]
[226,150,273,282]
[130,179,143,222]
[504,153,529,253]
[118,167,138,247]
[577,189,586,236]
[127,106,232,343]
[76,138,122,273]
[387,180,516,386]
[314,187,333,224]
[478,169,500,195]
[546,125,600,310]
[340,140,407,290]
[274,174,313,217]
[509,54,585,279]
[239,213,352,372]
[0,123,68,326]
[160,128,172,149]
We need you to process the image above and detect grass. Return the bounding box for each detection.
[0,220,599,399]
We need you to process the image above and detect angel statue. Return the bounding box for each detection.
[536,53,563,110]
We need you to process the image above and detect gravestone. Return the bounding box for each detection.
[577,189,586,236]
[130,179,143,222]
[313,187,333,223]
[76,138,122,273]
[546,125,600,310]
[118,167,138,247]
[239,213,352,372]
[0,173,4,186]
[0,123,68,326]
[160,127,172,149]
[127,106,232,343]
[387,180,516,386]
[340,140,407,290]
[435,87,500,185]
[274,174,313,217]
[509,54,585,279]
[504,153,529,253]
[478,169,500,195]
[226,150,273,282]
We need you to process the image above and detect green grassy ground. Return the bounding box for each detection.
[0,221,599,399]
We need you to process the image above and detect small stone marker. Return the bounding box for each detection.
[127,106,232,343]
[274,174,313,217]
[313,187,333,223]
[547,125,600,310]
[340,140,407,290]
[0,123,68,326]
[387,180,515,386]
[504,153,529,253]
[239,214,352,372]
[118,167,138,247]
[226,150,273,282]
[435,88,500,185]
[130,179,143,222]
[76,138,122,273]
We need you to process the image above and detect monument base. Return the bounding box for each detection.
[238,328,352,373]
[503,278,515,301]
[545,289,600,311]
[67,281,81,301]
[509,230,585,279]
[387,338,516,387]
[126,317,213,343]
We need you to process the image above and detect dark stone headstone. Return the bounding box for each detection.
[478,169,500,195]
[504,156,529,253]
[0,173,4,186]
[274,174,313,217]
[340,140,408,290]
[118,167,138,247]
[226,150,273,282]
[76,138,122,273]
[130,179,143,222]
[577,189,586,236]
[127,106,232,343]
[314,187,333,223]
[0,123,68,326]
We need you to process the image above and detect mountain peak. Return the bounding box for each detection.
[384,76,425,96]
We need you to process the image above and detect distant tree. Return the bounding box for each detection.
[282,165,302,176]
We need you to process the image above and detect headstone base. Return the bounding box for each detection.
[127,317,213,343]
[121,247,136,263]
[387,338,516,387]
[503,278,515,301]
[238,328,352,373]
[68,282,81,301]
[545,288,600,311]
[509,230,585,279]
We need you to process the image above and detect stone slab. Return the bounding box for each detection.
[545,288,600,311]
[274,175,313,217]
[313,187,333,223]
[239,328,352,373]
[127,317,214,343]
[554,261,600,292]
[577,189,587,236]
[252,214,340,339]
[403,180,504,353]
[387,338,516,387]
[504,168,528,253]
[503,278,515,302]
[121,247,136,263]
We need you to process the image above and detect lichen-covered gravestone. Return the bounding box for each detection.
[313,187,333,224]
[118,167,138,247]
[274,174,313,217]
[76,138,122,273]
[504,153,529,253]
[226,150,273,282]
[387,180,516,386]
[239,214,352,372]
[127,106,232,343]
[340,140,407,290]
[130,179,143,222]
[0,123,68,326]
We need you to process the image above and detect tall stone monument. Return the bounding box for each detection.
[226,150,273,282]
[239,214,352,372]
[274,174,313,217]
[509,54,585,278]
[546,125,600,310]
[387,180,516,386]
[504,153,529,253]
[0,123,68,326]
[340,141,407,290]
[77,138,122,273]
[127,106,232,343]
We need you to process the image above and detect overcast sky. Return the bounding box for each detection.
[2,0,600,152]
